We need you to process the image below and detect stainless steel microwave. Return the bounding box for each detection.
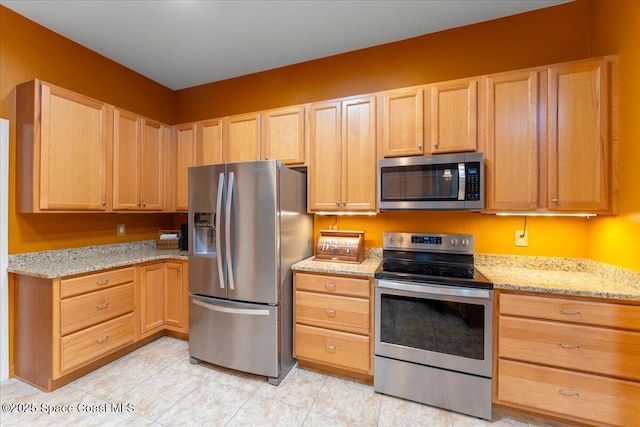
[378,152,484,211]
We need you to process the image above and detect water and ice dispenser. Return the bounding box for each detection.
[193,212,215,255]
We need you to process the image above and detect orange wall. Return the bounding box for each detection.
[586,0,640,272]
[3,1,637,272]
[1,6,176,253]
[176,1,591,122]
[175,1,600,262]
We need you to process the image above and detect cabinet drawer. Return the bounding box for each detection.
[60,283,134,336]
[60,313,134,374]
[295,324,370,373]
[499,293,640,330]
[499,316,640,381]
[498,359,640,427]
[295,291,369,335]
[295,273,369,298]
[61,267,135,298]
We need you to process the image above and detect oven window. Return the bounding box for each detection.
[380,294,485,360]
[380,164,459,201]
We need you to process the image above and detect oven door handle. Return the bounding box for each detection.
[376,279,492,299]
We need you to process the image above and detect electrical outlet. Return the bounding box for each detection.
[117,224,126,236]
[515,230,528,247]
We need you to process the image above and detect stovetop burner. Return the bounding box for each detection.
[376,232,493,290]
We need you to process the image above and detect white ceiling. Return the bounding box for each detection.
[2,0,570,90]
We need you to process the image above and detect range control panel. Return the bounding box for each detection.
[384,232,474,254]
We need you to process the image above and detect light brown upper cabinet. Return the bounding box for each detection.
[113,108,167,211]
[174,123,198,212]
[481,56,617,214]
[261,106,305,165]
[546,58,616,213]
[308,97,377,212]
[16,80,110,212]
[224,113,261,163]
[379,88,424,157]
[197,118,223,166]
[425,77,478,154]
[481,70,540,212]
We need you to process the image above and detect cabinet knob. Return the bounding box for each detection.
[102,201,107,207]
[142,202,146,207]
[324,283,336,291]
[341,201,346,207]
[324,308,336,317]
[335,201,340,207]
[532,198,537,203]
[324,344,336,352]
[552,198,559,203]
[137,203,142,207]
[96,302,110,310]
[433,142,438,148]
[418,144,422,150]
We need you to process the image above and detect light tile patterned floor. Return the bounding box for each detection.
[0,337,576,426]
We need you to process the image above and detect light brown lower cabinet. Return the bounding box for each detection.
[293,272,374,381]
[496,291,640,426]
[13,261,188,392]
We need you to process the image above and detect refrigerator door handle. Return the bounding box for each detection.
[192,298,270,316]
[216,172,225,289]
[225,171,236,290]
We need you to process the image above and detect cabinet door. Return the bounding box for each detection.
[164,262,187,330]
[308,101,342,211]
[198,119,223,165]
[40,83,108,210]
[547,59,612,212]
[140,263,165,335]
[175,123,197,211]
[342,97,377,211]
[225,113,260,163]
[380,88,424,157]
[140,119,165,210]
[113,109,142,210]
[261,106,305,165]
[482,71,540,211]
[426,78,478,154]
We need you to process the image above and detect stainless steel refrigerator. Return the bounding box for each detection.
[188,160,312,385]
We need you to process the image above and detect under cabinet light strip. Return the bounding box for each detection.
[495,213,597,218]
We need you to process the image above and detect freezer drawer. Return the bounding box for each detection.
[189,295,279,378]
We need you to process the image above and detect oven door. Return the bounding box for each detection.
[375,279,493,378]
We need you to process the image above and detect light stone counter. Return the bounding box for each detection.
[476,254,640,302]
[292,248,382,277]
[8,240,187,279]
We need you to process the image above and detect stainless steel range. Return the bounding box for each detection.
[374,232,493,420]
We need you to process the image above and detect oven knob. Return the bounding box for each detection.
[397,236,403,243]
[388,236,394,244]
[462,238,470,246]
[450,238,459,246]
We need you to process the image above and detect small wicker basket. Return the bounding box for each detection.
[156,230,181,250]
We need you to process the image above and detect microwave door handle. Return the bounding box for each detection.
[225,171,235,291]
[216,172,225,289]
[458,163,466,200]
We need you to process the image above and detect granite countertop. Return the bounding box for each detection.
[7,240,187,279]
[292,248,382,277]
[476,254,640,301]
[9,241,639,301]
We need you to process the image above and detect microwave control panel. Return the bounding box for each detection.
[465,162,481,200]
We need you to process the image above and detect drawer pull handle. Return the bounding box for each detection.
[96,335,110,344]
[324,309,336,317]
[324,344,336,352]
[559,342,580,349]
[96,302,110,310]
[558,389,580,397]
[324,283,336,291]
[96,279,110,286]
[560,309,581,315]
